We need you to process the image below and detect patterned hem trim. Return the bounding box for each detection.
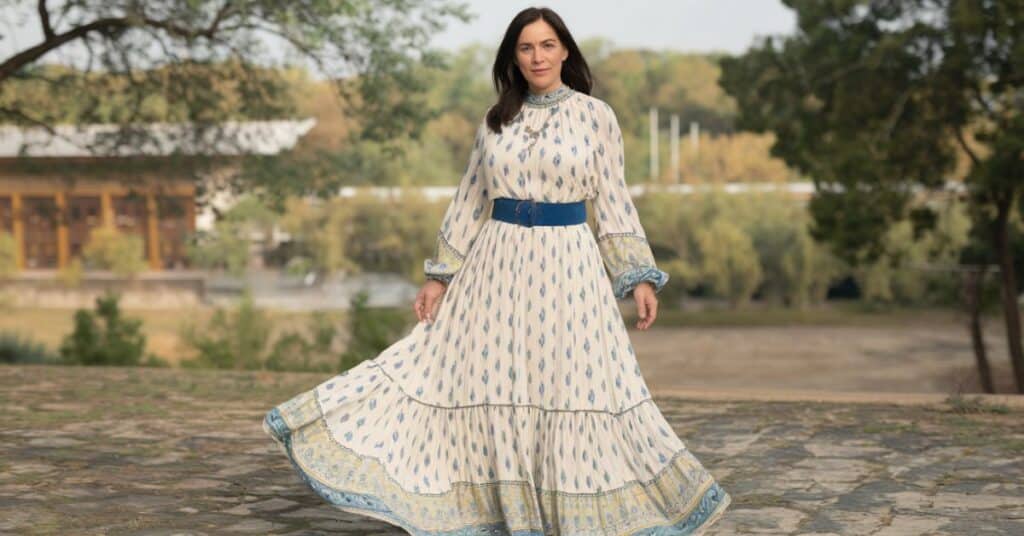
[612,266,670,300]
[264,395,731,535]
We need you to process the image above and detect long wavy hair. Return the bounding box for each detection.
[485,7,593,134]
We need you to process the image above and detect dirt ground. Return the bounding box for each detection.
[630,319,1019,395]
[3,305,1019,396]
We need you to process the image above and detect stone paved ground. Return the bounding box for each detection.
[1,364,1022,535]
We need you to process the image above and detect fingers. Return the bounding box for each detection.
[413,292,425,322]
[636,294,658,330]
[416,287,446,324]
[646,297,658,329]
[428,294,442,323]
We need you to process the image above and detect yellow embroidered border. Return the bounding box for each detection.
[265,390,730,535]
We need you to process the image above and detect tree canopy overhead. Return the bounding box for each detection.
[0,0,471,146]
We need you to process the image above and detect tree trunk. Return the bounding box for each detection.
[962,266,994,393]
[992,198,1024,394]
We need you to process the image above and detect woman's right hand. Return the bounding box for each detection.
[414,279,448,323]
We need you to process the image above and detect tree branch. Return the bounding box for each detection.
[953,125,981,168]
[0,16,128,83]
[2,2,238,84]
[139,2,236,42]
[38,0,55,40]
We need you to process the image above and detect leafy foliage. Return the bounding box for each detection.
[0,331,57,364]
[0,232,16,279]
[82,227,147,277]
[338,290,411,372]
[179,291,272,370]
[179,289,410,373]
[59,293,155,366]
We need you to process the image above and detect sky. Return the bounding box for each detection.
[432,1,797,54]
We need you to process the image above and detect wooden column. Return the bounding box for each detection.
[55,192,69,268]
[10,193,23,270]
[100,191,114,229]
[145,193,161,270]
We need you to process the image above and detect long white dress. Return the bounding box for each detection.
[264,84,731,535]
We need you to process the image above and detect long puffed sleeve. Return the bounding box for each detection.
[423,119,492,284]
[591,102,669,299]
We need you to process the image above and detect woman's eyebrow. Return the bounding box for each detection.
[519,38,557,46]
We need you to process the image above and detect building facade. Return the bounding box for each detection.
[0,119,315,271]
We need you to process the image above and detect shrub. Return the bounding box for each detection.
[180,289,412,373]
[82,227,147,277]
[181,293,341,372]
[695,219,763,307]
[57,258,84,288]
[179,290,271,370]
[185,226,250,276]
[0,232,17,279]
[59,292,150,366]
[338,290,411,372]
[0,331,57,364]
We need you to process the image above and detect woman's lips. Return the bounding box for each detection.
[532,68,549,74]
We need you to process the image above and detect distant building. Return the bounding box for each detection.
[0,119,315,270]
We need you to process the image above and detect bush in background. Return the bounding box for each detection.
[853,199,971,306]
[179,288,412,373]
[265,311,339,373]
[641,189,841,308]
[279,191,441,281]
[56,258,84,288]
[59,292,164,366]
[338,290,411,372]
[82,227,147,277]
[179,290,271,370]
[0,232,17,279]
[0,331,57,364]
[185,227,251,276]
[695,218,763,307]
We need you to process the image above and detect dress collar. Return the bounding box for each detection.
[524,84,574,107]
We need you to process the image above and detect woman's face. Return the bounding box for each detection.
[514,19,569,93]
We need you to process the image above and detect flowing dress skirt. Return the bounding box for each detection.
[263,217,731,535]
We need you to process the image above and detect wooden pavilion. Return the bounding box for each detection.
[0,119,315,271]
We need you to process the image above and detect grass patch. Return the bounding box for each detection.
[942,394,1011,415]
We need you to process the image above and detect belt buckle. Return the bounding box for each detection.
[515,199,539,227]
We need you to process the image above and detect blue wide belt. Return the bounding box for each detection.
[491,197,587,227]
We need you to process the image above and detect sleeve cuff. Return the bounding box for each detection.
[611,266,669,299]
[425,273,454,285]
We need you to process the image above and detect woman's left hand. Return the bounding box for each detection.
[633,281,658,330]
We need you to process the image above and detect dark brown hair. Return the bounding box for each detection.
[485,7,593,134]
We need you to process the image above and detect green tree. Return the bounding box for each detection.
[0,1,471,193]
[696,218,763,307]
[720,0,1024,392]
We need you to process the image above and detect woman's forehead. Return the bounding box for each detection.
[517,20,559,44]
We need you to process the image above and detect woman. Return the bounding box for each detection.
[264,6,731,535]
